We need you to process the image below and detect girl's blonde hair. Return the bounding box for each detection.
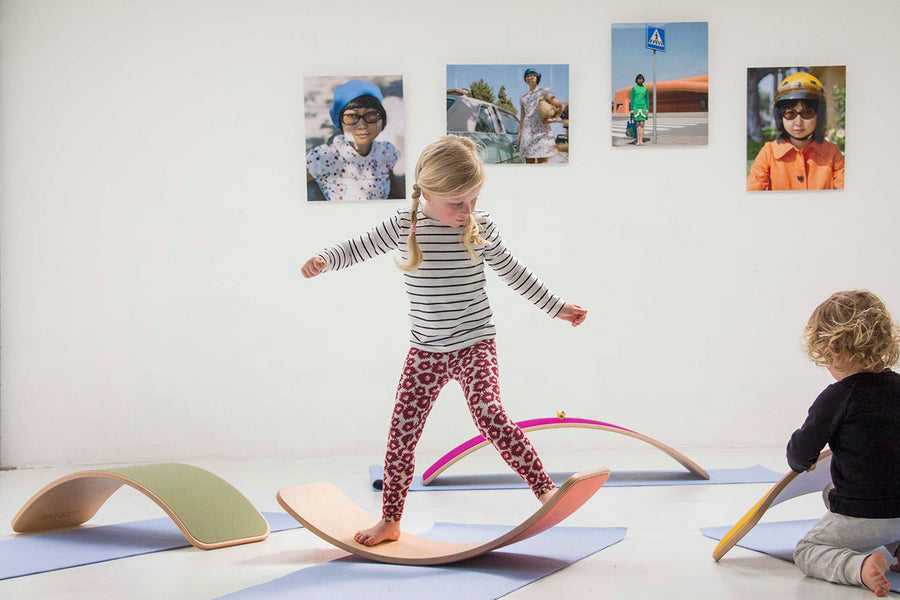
[398,135,486,272]
[802,290,900,371]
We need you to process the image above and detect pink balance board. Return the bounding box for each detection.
[276,467,609,566]
[422,416,708,485]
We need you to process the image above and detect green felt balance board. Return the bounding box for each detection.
[11,463,270,550]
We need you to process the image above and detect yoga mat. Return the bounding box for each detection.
[0,512,300,580]
[701,520,900,592]
[217,523,627,599]
[369,465,781,491]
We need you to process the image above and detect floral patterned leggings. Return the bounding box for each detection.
[381,338,555,522]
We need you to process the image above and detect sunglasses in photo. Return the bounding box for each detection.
[782,107,817,120]
[341,111,383,126]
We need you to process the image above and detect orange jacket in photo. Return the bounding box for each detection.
[747,140,845,191]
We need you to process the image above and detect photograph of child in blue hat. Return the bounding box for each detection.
[304,76,405,201]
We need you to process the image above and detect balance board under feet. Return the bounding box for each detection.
[11,463,270,550]
[276,467,610,566]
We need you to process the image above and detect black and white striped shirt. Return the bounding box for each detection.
[317,209,565,352]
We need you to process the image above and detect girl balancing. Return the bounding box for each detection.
[301,135,587,546]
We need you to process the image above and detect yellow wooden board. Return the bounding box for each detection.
[712,450,832,561]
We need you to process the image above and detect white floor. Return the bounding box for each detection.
[0,445,881,599]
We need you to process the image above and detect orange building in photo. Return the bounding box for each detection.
[612,74,708,113]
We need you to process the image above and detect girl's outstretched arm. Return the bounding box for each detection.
[556,303,587,327]
[302,212,404,280]
[301,256,326,278]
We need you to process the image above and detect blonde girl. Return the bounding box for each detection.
[788,290,900,596]
[301,135,587,546]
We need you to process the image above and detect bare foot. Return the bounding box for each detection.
[353,519,400,547]
[862,552,890,596]
[539,487,558,505]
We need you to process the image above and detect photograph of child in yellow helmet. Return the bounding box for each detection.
[747,67,845,191]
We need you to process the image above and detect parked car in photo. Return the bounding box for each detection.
[446,94,524,164]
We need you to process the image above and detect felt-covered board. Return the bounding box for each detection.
[12,463,270,550]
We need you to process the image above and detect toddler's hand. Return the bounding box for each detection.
[557,303,587,327]
[301,256,326,279]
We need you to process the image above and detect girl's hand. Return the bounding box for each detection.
[301,256,326,279]
[557,303,587,327]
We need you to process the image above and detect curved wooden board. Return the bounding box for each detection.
[276,467,610,566]
[712,449,832,561]
[422,417,707,484]
[11,463,270,550]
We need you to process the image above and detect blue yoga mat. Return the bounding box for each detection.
[369,465,781,492]
[217,523,626,599]
[0,512,300,580]
[701,520,900,592]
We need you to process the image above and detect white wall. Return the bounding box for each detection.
[1,0,897,468]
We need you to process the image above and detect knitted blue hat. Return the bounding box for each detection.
[329,79,385,129]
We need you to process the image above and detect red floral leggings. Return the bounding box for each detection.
[381,338,555,522]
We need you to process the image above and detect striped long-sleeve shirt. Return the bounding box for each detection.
[316,209,566,352]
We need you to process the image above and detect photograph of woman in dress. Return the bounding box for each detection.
[610,22,709,147]
[446,64,569,165]
[517,68,565,163]
[629,74,650,146]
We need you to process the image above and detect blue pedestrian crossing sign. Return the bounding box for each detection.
[646,25,666,52]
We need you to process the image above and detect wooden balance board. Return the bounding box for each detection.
[11,463,270,550]
[712,449,833,561]
[277,467,610,566]
[421,416,708,485]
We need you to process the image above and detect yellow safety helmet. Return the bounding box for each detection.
[774,72,825,103]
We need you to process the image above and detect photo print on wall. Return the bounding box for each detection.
[747,66,845,191]
[304,75,405,201]
[611,22,709,147]
[446,64,569,165]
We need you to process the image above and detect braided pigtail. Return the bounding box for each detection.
[461,214,485,262]
[397,185,423,272]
